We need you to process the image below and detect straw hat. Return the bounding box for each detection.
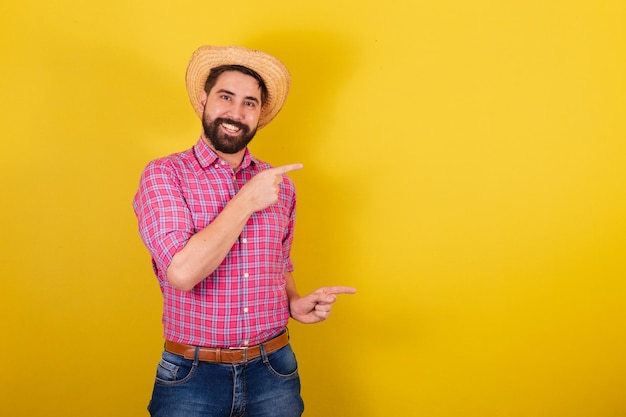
[185,45,291,129]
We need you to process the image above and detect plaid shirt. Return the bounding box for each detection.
[133,138,296,348]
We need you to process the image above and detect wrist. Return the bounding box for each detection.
[228,192,255,217]
[288,294,301,318]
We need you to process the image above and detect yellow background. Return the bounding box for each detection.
[2,0,625,416]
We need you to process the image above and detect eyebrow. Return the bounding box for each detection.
[216,88,260,104]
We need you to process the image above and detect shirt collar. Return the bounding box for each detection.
[193,136,258,171]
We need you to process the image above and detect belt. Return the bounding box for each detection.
[164,331,289,364]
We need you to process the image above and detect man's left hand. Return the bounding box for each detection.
[290,286,357,324]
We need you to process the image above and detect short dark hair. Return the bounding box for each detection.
[203,65,268,105]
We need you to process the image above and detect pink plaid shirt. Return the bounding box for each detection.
[133,138,296,348]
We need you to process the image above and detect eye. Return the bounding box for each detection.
[244,101,257,108]
[220,94,231,101]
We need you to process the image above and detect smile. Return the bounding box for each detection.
[221,122,241,133]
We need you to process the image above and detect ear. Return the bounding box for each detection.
[199,91,208,107]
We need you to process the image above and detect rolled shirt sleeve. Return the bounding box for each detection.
[133,158,194,284]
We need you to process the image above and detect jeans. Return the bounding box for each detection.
[147,342,304,417]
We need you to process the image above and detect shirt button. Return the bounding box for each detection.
[242,238,248,244]
[220,160,226,165]
[243,340,249,346]
[243,273,249,278]
[243,307,249,313]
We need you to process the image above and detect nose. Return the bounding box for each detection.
[226,102,245,121]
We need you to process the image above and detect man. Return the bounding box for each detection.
[133,45,356,417]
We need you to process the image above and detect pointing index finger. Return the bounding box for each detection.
[273,163,303,175]
[324,286,358,295]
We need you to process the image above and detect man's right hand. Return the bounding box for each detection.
[238,163,303,212]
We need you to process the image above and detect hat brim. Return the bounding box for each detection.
[185,45,291,129]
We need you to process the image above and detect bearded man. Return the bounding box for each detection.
[133,45,356,417]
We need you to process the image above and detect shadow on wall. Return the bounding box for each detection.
[245,29,364,280]
[244,30,368,415]
[246,29,358,140]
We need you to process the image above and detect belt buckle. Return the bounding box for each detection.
[228,346,248,363]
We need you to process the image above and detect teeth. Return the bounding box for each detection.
[222,123,240,132]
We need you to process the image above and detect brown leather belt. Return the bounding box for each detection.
[164,331,289,364]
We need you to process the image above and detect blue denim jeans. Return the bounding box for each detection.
[147,342,304,417]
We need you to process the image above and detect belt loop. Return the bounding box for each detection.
[242,347,248,364]
[259,341,269,363]
[193,346,200,365]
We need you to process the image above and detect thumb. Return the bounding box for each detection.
[317,289,337,304]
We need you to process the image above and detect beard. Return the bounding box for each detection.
[202,114,258,154]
